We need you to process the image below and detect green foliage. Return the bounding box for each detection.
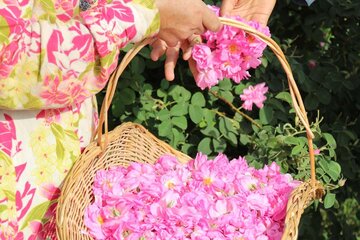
[98,0,360,239]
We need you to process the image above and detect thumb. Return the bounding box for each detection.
[201,5,222,32]
[220,0,236,16]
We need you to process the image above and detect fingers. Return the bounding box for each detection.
[188,58,199,79]
[150,40,167,61]
[220,0,236,16]
[151,35,201,81]
[164,43,181,81]
[181,40,192,61]
[182,35,201,61]
[201,4,222,32]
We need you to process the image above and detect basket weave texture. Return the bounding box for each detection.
[56,18,325,240]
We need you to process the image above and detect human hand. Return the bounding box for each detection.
[150,37,199,81]
[155,0,221,47]
[220,0,276,26]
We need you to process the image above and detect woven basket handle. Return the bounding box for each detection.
[96,37,154,148]
[96,18,317,188]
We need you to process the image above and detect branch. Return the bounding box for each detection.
[209,90,262,129]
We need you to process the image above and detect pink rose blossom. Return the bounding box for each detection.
[240,82,269,110]
[192,44,213,70]
[195,68,221,90]
[192,6,270,90]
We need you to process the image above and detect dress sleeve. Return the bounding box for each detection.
[0,0,160,110]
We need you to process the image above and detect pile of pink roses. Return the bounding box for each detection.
[84,153,300,240]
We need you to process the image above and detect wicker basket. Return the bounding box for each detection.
[56,18,325,240]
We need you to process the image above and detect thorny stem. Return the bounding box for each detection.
[209,90,262,129]
[210,110,237,125]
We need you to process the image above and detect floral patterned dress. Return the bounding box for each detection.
[0,0,159,238]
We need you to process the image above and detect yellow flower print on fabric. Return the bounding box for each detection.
[30,126,53,156]
[32,155,57,185]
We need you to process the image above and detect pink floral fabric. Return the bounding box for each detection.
[0,0,159,238]
[0,0,159,110]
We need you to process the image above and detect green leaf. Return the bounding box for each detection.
[158,109,170,121]
[118,88,136,105]
[267,137,279,148]
[323,133,337,148]
[268,99,286,113]
[21,201,52,230]
[168,85,191,102]
[240,134,251,145]
[201,126,220,138]
[316,167,325,176]
[219,90,234,103]
[317,89,331,104]
[259,107,274,124]
[322,175,331,184]
[219,117,228,137]
[157,88,167,98]
[160,79,170,90]
[284,136,300,145]
[224,118,237,133]
[130,56,145,74]
[189,105,203,124]
[291,144,304,155]
[218,79,232,90]
[213,138,227,152]
[304,94,319,111]
[111,101,125,117]
[261,57,268,68]
[319,159,329,171]
[170,103,189,116]
[203,109,216,125]
[275,92,292,105]
[191,92,206,107]
[171,128,184,146]
[172,116,187,130]
[235,83,249,95]
[199,120,207,128]
[158,121,172,137]
[327,161,341,181]
[324,193,336,209]
[138,46,151,59]
[219,118,237,139]
[226,132,238,146]
[181,143,194,154]
[328,148,336,158]
[198,137,212,155]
